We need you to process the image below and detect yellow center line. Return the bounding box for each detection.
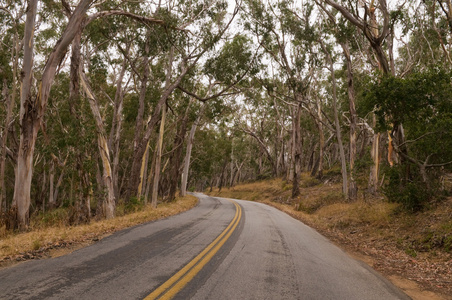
[144,200,242,300]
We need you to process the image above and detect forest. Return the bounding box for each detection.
[0,0,452,231]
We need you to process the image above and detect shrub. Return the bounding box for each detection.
[31,208,70,228]
[383,166,432,212]
[124,196,145,213]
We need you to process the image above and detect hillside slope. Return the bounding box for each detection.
[207,175,452,300]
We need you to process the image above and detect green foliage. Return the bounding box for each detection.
[301,177,321,188]
[204,35,258,85]
[404,247,417,258]
[362,68,452,208]
[383,165,433,212]
[363,68,452,134]
[123,197,145,213]
[445,235,452,253]
[31,208,70,228]
[32,239,42,251]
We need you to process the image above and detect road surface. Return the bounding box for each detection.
[0,193,409,299]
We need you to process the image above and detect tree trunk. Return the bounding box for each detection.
[11,0,93,229]
[181,111,202,197]
[316,108,324,180]
[341,42,358,200]
[218,160,228,192]
[1,26,19,213]
[277,138,286,177]
[0,80,10,212]
[291,103,302,198]
[133,40,150,152]
[151,105,166,208]
[53,166,65,207]
[109,52,129,200]
[150,48,174,206]
[49,160,55,208]
[369,124,381,194]
[287,126,294,182]
[80,72,115,219]
[167,111,190,201]
[69,20,83,113]
[321,41,348,199]
[10,0,38,229]
[137,140,151,199]
[125,58,191,202]
[144,144,157,204]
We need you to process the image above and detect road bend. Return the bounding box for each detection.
[0,193,409,300]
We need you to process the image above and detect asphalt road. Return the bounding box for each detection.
[0,193,410,300]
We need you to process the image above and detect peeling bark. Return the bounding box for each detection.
[181,109,202,197]
[12,0,93,229]
[151,105,166,208]
[167,110,190,201]
[108,49,129,199]
[341,42,358,201]
[80,71,115,219]
[11,0,38,229]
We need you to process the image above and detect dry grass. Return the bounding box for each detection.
[210,175,400,232]
[0,195,198,262]
[209,178,284,202]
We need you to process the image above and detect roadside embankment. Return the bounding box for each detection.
[207,176,452,300]
[0,195,198,268]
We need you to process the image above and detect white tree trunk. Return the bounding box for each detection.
[321,40,349,199]
[151,105,166,207]
[181,114,201,196]
[11,0,38,229]
[341,42,358,200]
[137,140,150,198]
[109,55,128,199]
[12,0,93,229]
[80,72,115,219]
[49,161,55,207]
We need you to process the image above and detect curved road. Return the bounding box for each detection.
[0,193,409,300]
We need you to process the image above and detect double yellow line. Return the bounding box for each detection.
[144,200,242,300]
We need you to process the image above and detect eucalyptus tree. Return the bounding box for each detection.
[180,101,205,197]
[321,0,423,195]
[243,0,321,198]
[314,1,361,199]
[421,0,452,64]
[320,0,385,194]
[79,11,152,217]
[179,78,240,193]
[364,68,452,210]
[237,94,279,177]
[317,39,349,199]
[0,0,23,212]
[124,0,243,202]
[9,0,190,228]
